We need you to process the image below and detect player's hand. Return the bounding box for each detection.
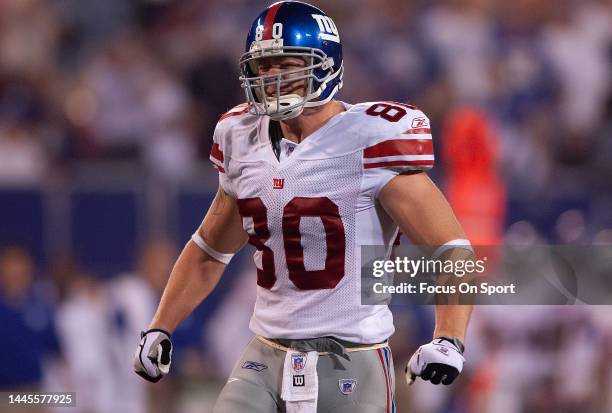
[406,336,465,385]
[133,329,173,383]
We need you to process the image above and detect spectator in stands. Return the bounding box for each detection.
[0,246,59,390]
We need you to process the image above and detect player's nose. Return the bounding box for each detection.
[264,79,283,96]
[258,68,281,95]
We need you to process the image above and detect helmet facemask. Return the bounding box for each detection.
[239,45,340,121]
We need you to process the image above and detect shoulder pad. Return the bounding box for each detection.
[217,103,249,123]
[353,101,434,172]
[210,103,260,172]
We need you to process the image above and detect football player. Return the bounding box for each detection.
[134,1,472,412]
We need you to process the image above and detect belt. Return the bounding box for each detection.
[257,336,388,359]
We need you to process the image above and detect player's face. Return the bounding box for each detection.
[253,56,308,99]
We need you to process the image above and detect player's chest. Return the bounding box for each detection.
[225,151,362,202]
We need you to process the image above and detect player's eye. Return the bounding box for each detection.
[282,60,304,68]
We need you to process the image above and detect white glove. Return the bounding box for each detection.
[133,329,173,383]
[406,336,465,385]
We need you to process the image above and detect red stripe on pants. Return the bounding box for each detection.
[377,349,390,413]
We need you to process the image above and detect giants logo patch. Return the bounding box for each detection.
[273,178,285,189]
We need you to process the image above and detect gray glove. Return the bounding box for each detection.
[406,336,465,385]
[133,329,173,383]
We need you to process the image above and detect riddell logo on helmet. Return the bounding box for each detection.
[411,117,429,128]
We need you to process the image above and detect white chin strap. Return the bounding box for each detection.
[263,94,304,121]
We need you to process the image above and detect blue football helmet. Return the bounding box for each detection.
[239,1,343,120]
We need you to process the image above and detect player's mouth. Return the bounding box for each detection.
[263,81,307,98]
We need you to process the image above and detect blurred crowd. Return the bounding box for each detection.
[0,0,611,193]
[1,0,611,412]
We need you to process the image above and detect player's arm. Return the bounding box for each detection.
[149,187,247,332]
[379,172,471,340]
[379,172,472,385]
[134,187,247,382]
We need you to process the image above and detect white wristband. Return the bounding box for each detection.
[191,232,235,264]
[430,239,473,260]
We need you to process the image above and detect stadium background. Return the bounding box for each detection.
[0,0,611,412]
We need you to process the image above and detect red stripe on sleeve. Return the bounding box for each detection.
[364,139,433,159]
[363,159,434,169]
[402,128,431,134]
[210,143,224,163]
[385,101,418,111]
[262,3,282,40]
[219,105,248,122]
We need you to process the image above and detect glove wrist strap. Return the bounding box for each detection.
[142,328,172,338]
[435,336,465,354]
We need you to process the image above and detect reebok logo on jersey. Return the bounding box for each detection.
[273,178,285,189]
[411,117,429,128]
[242,361,268,372]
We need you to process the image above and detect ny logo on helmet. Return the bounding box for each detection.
[311,14,340,43]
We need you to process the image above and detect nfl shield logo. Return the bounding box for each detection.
[338,379,357,395]
[291,353,307,371]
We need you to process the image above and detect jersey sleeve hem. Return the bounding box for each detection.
[372,170,398,199]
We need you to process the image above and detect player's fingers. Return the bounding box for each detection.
[405,364,415,385]
[420,365,434,381]
[428,364,444,384]
[144,350,161,375]
[136,338,161,377]
[406,354,420,385]
[441,369,459,385]
[157,339,172,375]
[424,364,459,385]
[134,351,161,382]
[429,370,442,385]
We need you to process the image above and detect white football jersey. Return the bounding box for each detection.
[209,101,434,343]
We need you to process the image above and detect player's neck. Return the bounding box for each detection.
[278,100,345,144]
